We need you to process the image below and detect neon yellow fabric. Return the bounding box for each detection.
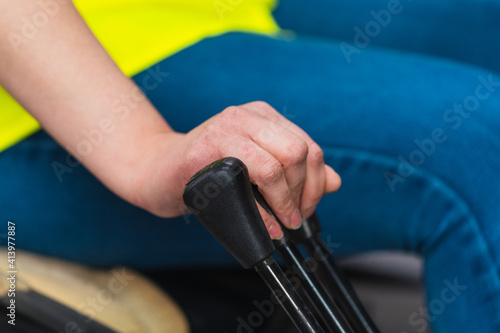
[0,87,41,153]
[0,0,279,153]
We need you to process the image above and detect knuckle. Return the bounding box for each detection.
[250,101,272,110]
[284,139,309,165]
[249,101,279,118]
[183,145,203,170]
[256,126,276,144]
[308,143,325,165]
[220,105,247,120]
[183,134,217,171]
[202,121,220,138]
[258,159,284,184]
[238,141,258,160]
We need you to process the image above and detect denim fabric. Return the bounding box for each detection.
[1,1,500,332]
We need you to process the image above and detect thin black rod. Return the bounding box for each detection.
[304,237,380,333]
[255,257,325,333]
[251,185,376,332]
[276,243,354,333]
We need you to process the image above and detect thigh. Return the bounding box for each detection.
[273,0,500,74]
[3,32,500,269]
[136,31,500,254]
[3,33,500,331]
[136,33,500,331]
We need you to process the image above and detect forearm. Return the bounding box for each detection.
[0,0,341,232]
[0,0,175,204]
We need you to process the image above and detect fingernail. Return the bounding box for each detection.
[290,209,302,229]
[268,224,284,239]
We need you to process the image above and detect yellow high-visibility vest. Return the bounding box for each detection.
[0,0,279,152]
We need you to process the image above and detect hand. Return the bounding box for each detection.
[134,101,341,239]
[0,1,338,239]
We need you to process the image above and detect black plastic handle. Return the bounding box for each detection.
[183,157,275,269]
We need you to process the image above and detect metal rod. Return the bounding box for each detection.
[304,236,380,333]
[275,242,355,333]
[255,257,326,333]
[251,185,377,332]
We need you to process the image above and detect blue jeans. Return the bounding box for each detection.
[1,1,500,332]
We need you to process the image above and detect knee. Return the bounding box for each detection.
[387,69,500,211]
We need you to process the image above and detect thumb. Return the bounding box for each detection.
[324,165,341,194]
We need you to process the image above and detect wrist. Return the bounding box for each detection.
[128,130,188,217]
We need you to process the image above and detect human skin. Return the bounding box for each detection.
[0,0,341,239]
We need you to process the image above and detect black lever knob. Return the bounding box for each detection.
[183,157,275,269]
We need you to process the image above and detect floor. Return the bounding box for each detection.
[345,252,426,333]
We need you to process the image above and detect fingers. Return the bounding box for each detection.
[299,143,327,217]
[242,101,341,217]
[223,136,302,230]
[239,113,309,208]
[324,164,342,193]
[256,203,283,239]
[215,102,341,232]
